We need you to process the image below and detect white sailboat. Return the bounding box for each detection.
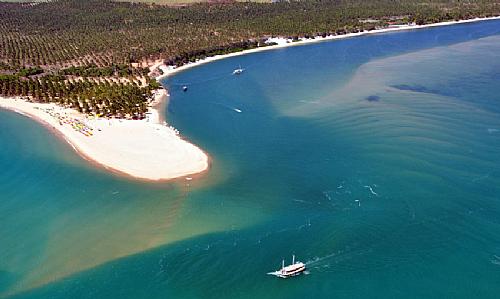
[267,255,306,278]
[232,65,244,75]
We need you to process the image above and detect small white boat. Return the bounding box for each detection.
[233,65,244,75]
[268,255,306,278]
[182,85,188,92]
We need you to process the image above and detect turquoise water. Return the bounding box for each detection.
[2,20,500,298]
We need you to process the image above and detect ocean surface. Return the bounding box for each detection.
[1,20,500,298]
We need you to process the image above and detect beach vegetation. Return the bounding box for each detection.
[0,0,499,118]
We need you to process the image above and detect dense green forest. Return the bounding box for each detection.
[0,0,499,118]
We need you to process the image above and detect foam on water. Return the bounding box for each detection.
[2,20,500,299]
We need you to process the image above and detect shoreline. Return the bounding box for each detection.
[1,16,498,182]
[0,93,210,182]
[155,16,500,79]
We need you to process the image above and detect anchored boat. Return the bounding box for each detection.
[268,255,306,278]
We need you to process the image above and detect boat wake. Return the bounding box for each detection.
[209,102,244,114]
[364,185,379,197]
[491,255,500,266]
[305,252,339,266]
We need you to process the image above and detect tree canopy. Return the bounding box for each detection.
[0,0,498,118]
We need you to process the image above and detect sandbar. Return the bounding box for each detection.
[0,91,209,181]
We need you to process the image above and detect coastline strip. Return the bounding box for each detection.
[2,16,498,182]
[156,16,500,79]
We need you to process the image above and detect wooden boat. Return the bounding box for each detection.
[268,255,306,278]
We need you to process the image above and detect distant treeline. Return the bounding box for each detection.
[0,0,499,117]
[1,0,499,68]
[165,40,263,66]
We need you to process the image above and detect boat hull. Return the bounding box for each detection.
[268,264,306,278]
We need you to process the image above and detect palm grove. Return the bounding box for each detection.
[0,0,499,118]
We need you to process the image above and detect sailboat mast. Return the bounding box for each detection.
[293,255,295,264]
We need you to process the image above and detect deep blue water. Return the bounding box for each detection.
[1,20,500,298]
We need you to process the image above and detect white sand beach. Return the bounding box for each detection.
[156,16,500,79]
[1,16,498,181]
[0,91,209,181]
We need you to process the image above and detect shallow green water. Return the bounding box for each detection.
[1,20,500,298]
